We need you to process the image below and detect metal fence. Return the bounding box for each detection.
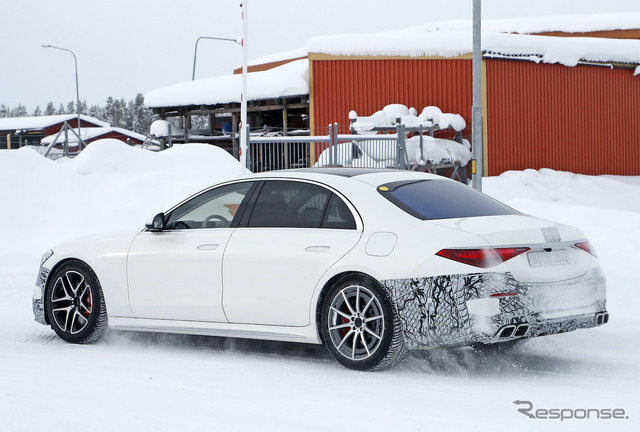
[247,123,409,173]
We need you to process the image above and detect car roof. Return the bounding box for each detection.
[244,168,446,186]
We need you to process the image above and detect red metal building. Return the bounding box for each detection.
[308,30,640,176]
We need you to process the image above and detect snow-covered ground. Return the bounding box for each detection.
[1,141,638,431]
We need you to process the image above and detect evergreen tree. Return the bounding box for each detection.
[10,104,28,117]
[3,94,156,134]
[45,102,56,116]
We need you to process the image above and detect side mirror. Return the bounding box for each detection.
[145,213,166,232]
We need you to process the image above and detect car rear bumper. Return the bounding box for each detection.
[382,266,607,349]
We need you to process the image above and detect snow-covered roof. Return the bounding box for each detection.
[41,127,147,144]
[417,12,640,35]
[307,30,640,67]
[0,114,110,131]
[145,59,309,108]
[248,48,307,67]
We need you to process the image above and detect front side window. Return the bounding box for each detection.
[166,182,254,229]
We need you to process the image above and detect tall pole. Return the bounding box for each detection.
[192,36,241,80]
[42,45,82,149]
[240,1,249,168]
[471,0,483,190]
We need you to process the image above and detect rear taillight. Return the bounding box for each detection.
[574,241,597,257]
[436,247,529,268]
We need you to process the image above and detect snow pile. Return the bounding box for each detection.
[145,59,309,108]
[351,104,466,133]
[411,136,471,167]
[332,104,470,169]
[483,168,640,213]
[0,140,249,273]
[149,119,185,137]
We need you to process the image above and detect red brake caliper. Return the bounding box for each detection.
[84,292,92,317]
[341,305,350,336]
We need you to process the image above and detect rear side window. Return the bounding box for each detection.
[248,180,330,228]
[378,179,520,220]
[247,180,357,229]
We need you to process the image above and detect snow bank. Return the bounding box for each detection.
[0,140,249,272]
[145,59,309,108]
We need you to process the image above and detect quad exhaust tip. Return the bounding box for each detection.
[495,323,529,339]
[595,312,609,326]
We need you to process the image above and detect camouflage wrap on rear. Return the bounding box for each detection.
[381,267,607,349]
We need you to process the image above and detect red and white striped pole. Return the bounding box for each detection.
[240,1,249,167]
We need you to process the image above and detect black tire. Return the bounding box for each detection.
[320,274,405,371]
[45,260,107,344]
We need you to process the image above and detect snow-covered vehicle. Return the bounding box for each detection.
[33,168,608,370]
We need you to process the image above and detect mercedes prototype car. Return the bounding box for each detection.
[33,168,608,370]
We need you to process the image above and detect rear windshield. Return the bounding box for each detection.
[378,179,520,220]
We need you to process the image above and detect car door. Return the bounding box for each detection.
[127,181,256,322]
[222,180,363,327]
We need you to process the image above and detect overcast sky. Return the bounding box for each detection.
[2,0,639,111]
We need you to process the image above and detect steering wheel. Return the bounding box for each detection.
[203,214,230,228]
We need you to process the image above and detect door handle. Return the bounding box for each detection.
[197,244,219,251]
[305,246,330,253]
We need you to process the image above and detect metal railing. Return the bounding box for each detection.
[247,123,409,172]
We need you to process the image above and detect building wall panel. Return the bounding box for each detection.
[311,59,472,135]
[486,60,640,176]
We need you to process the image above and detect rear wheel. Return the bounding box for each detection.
[46,260,107,344]
[321,274,405,371]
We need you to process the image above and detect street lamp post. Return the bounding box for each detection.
[42,44,83,150]
[191,36,241,80]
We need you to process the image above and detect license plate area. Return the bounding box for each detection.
[527,249,570,268]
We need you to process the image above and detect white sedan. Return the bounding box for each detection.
[33,168,608,370]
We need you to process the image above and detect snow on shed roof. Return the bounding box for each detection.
[307,29,640,67]
[417,12,640,35]
[248,47,307,67]
[41,127,147,144]
[0,114,110,131]
[145,59,309,108]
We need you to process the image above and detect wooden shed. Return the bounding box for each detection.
[0,114,109,149]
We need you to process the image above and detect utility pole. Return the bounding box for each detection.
[472,0,483,190]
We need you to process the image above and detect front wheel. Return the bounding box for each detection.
[321,274,405,371]
[46,260,107,344]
